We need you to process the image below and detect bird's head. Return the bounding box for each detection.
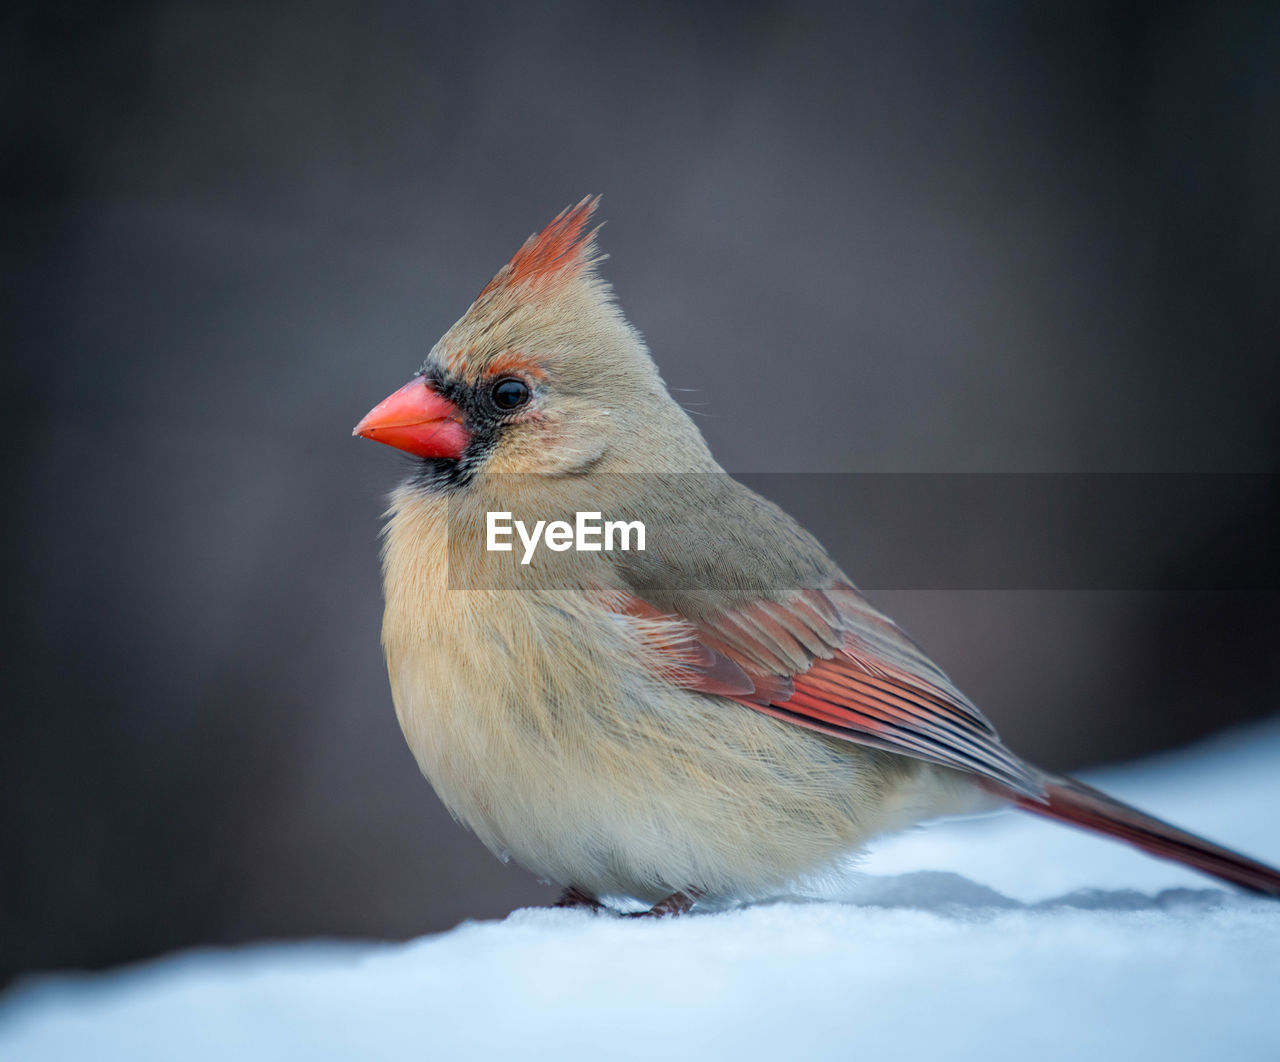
[354,197,711,490]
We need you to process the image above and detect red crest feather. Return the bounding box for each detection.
[478,196,602,299]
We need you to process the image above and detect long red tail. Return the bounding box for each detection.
[1009,775,1280,897]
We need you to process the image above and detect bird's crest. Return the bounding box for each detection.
[477,196,603,301]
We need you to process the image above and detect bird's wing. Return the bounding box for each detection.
[604,582,1042,797]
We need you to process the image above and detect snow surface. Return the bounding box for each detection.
[4,719,1280,1062]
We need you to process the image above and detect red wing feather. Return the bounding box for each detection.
[611,583,1042,796]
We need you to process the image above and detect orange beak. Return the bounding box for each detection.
[353,376,470,460]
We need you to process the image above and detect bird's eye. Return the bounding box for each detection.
[491,377,531,411]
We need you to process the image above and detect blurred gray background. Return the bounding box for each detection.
[3,0,1279,982]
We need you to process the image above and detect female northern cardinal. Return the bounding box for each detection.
[355,198,1280,915]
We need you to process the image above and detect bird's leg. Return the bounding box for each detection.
[554,885,605,912]
[629,887,705,918]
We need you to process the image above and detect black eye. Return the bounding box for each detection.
[491,377,531,411]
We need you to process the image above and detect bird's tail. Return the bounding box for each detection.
[1005,774,1280,897]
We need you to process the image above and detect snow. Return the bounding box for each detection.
[4,719,1280,1062]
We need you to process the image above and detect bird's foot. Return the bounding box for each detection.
[553,885,605,912]
[628,887,705,918]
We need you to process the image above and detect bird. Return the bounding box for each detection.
[354,197,1280,915]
